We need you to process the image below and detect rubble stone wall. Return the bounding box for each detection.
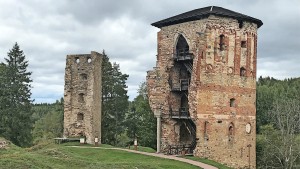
[63,51,102,144]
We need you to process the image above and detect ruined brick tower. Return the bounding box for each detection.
[63,51,102,144]
[147,6,262,168]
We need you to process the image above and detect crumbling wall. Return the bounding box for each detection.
[147,19,207,149]
[63,51,102,144]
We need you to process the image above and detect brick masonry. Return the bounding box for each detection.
[63,51,102,144]
[147,14,260,169]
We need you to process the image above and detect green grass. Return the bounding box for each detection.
[61,141,155,152]
[62,141,156,153]
[60,141,114,148]
[184,156,233,169]
[0,142,201,169]
[127,145,156,153]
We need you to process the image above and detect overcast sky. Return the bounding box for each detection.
[0,0,299,103]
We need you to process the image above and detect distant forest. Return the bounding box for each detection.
[256,76,300,168]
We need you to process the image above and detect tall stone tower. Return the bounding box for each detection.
[63,51,102,144]
[147,6,262,168]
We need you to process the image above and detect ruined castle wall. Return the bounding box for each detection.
[148,19,207,150]
[194,16,258,168]
[147,14,259,168]
[63,51,102,144]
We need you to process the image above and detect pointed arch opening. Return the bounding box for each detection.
[176,35,189,52]
[175,34,192,60]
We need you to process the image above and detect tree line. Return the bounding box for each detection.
[100,51,156,148]
[256,76,300,169]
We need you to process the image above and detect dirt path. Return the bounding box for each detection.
[68,146,218,169]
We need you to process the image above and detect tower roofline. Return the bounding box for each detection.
[151,6,263,28]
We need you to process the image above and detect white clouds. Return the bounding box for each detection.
[0,0,299,103]
[258,57,300,80]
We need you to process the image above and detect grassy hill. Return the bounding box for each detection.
[0,141,201,169]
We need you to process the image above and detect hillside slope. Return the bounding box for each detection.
[0,142,200,169]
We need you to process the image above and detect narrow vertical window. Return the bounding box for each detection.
[219,34,225,51]
[238,20,243,29]
[228,123,234,142]
[230,98,235,107]
[204,121,209,141]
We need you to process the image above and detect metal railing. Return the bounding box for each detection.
[170,107,190,118]
[171,79,190,91]
[173,49,193,60]
[167,117,197,155]
[167,144,194,155]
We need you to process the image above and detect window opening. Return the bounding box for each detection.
[176,35,190,58]
[75,57,80,63]
[238,20,243,29]
[228,123,234,142]
[87,57,92,63]
[241,41,246,48]
[81,74,87,80]
[240,67,246,77]
[219,35,225,51]
[78,93,84,102]
[230,98,235,107]
[204,121,209,140]
[77,113,84,121]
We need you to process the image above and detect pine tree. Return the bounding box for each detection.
[126,82,156,148]
[1,43,33,147]
[0,63,9,136]
[101,51,129,145]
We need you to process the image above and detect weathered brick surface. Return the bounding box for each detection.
[63,51,102,144]
[147,14,259,169]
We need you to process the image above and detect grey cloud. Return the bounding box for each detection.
[0,0,300,103]
[258,58,300,79]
